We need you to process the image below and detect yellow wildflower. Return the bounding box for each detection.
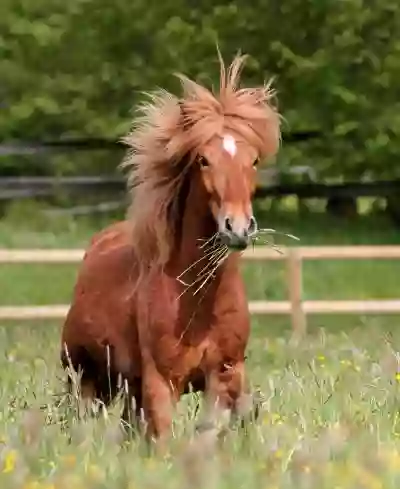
[87,464,105,482]
[23,483,55,489]
[146,458,157,469]
[353,465,382,489]
[271,413,281,423]
[395,372,400,382]
[23,482,40,489]
[317,355,325,361]
[381,448,400,472]
[62,454,76,468]
[3,449,17,473]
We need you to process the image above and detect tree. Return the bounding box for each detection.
[1,0,399,180]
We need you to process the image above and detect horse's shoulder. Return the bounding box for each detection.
[86,220,131,251]
[78,220,137,278]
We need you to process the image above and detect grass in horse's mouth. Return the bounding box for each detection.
[176,229,299,297]
[177,234,230,297]
[250,228,300,254]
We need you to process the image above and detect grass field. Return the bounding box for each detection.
[0,204,400,488]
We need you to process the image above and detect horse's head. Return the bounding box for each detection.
[123,52,281,267]
[173,54,280,251]
[194,132,260,251]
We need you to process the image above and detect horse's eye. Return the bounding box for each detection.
[198,156,209,168]
[253,157,260,168]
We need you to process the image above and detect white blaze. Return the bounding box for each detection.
[222,134,237,157]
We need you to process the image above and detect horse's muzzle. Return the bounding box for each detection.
[218,215,257,251]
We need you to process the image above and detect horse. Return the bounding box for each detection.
[60,52,281,443]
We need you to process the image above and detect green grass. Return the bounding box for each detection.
[0,206,400,487]
[0,323,400,487]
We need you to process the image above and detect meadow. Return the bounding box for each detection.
[0,200,400,488]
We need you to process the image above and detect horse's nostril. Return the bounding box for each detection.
[224,217,233,233]
[248,216,257,234]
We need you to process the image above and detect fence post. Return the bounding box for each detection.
[287,249,306,335]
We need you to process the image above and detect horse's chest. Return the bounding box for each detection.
[151,324,247,391]
[145,273,249,388]
[149,328,211,378]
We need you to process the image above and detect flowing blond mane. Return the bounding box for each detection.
[120,53,281,273]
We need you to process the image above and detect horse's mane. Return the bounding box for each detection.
[120,53,281,274]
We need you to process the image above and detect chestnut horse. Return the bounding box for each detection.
[60,53,281,442]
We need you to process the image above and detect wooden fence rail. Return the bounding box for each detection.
[1,245,400,334]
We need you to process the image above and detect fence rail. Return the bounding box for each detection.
[1,245,400,333]
[2,176,400,202]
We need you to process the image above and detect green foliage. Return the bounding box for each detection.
[1,0,400,179]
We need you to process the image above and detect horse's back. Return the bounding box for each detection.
[61,220,141,389]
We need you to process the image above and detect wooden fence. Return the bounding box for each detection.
[1,246,400,334]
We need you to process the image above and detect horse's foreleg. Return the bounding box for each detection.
[64,375,98,419]
[200,361,246,433]
[141,366,175,443]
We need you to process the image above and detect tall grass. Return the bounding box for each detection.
[0,324,400,487]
